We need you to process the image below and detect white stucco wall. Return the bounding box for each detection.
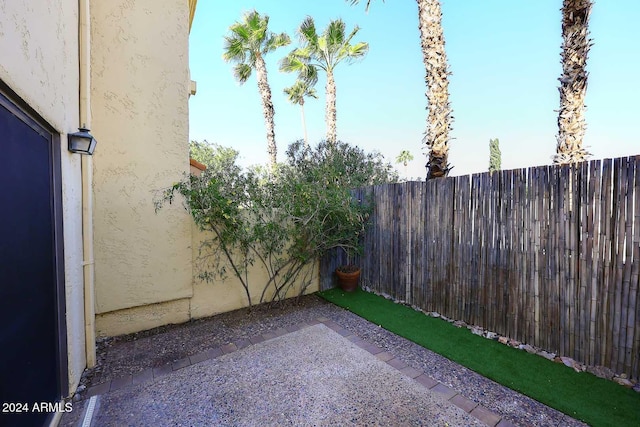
[0,1,86,394]
[90,0,193,333]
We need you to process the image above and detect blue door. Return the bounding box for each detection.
[0,88,67,427]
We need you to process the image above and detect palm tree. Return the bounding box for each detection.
[554,0,593,164]
[283,80,318,148]
[280,17,368,144]
[396,150,414,167]
[395,150,414,178]
[223,10,290,168]
[348,0,453,180]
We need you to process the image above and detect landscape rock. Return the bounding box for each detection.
[537,350,556,361]
[484,331,498,340]
[519,344,536,354]
[586,365,615,380]
[453,320,467,328]
[409,308,637,392]
[613,377,633,388]
[559,356,584,372]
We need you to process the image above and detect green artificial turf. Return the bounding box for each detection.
[318,288,640,427]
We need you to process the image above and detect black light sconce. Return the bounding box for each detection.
[68,127,97,155]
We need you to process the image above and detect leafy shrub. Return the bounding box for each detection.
[156,140,397,306]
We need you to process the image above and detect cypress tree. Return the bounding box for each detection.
[489,138,501,173]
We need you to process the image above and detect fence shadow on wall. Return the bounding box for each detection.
[321,155,640,380]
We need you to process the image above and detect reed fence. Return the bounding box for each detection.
[321,155,640,380]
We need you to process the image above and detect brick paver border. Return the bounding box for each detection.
[85,318,513,426]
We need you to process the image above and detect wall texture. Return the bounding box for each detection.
[189,226,320,320]
[90,0,194,335]
[0,0,86,394]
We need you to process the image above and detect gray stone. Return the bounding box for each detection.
[453,320,467,328]
[613,377,633,388]
[484,331,498,340]
[470,326,483,336]
[537,350,556,361]
[519,344,536,354]
[585,365,615,380]
[560,356,575,368]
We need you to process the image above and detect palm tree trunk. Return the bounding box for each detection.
[254,54,278,167]
[554,0,592,164]
[326,70,337,144]
[300,99,309,148]
[417,0,453,179]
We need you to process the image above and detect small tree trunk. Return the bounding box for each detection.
[554,0,592,164]
[326,70,337,145]
[417,0,453,179]
[254,54,278,168]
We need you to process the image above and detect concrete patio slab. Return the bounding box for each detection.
[87,324,481,426]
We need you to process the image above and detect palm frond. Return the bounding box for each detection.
[280,53,319,86]
[245,11,268,50]
[254,21,269,45]
[283,86,297,102]
[283,80,318,106]
[325,19,346,50]
[348,0,378,12]
[229,22,250,42]
[307,88,318,99]
[299,16,319,51]
[291,46,312,61]
[317,37,329,59]
[331,25,367,67]
[264,32,291,54]
[224,10,289,71]
[303,66,319,86]
[279,53,306,73]
[347,41,369,61]
[245,10,263,33]
[222,36,246,63]
[234,63,252,84]
[342,25,361,49]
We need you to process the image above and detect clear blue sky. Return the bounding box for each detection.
[188,0,640,178]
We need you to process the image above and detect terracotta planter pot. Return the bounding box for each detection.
[335,266,360,292]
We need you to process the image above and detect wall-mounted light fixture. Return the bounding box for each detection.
[68,127,97,155]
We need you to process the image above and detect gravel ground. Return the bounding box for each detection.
[89,324,481,426]
[62,294,587,427]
